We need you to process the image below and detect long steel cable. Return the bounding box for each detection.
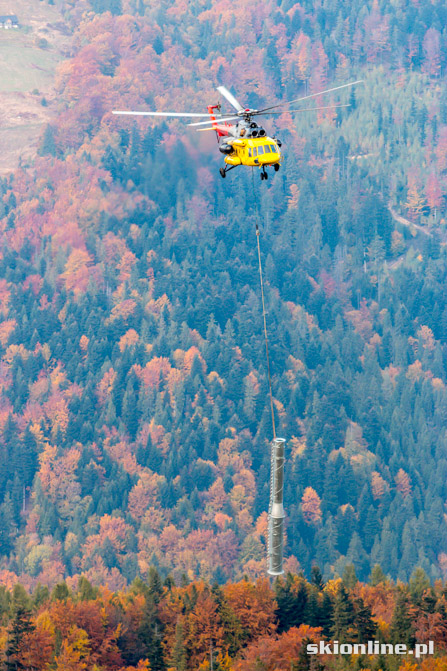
[252,168,276,440]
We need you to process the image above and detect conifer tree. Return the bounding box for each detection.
[342,564,358,590]
[353,597,376,641]
[137,594,166,671]
[311,566,324,590]
[52,583,70,602]
[275,574,308,633]
[170,619,187,671]
[38,124,57,157]
[77,576,98,601]
[303,586,320,628]
[409,567,431,607]
[32,584,49,608]
[369,564,387,586]
[331,584,354,641]
[5,587,34,671]
[390,589,414,647]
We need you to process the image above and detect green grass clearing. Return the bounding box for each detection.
[0,33,59,92]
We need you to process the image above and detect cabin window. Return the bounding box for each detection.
[248,148,252,157]
[264,145,271,153]
[258,146,264,155]
[252,147,258,156]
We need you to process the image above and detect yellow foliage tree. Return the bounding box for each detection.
[406,175,425,219]
[301,487,322,524]
[55,625,90,671]
[119,328,140,351]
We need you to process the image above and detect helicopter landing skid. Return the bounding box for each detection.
[220,165,237,178]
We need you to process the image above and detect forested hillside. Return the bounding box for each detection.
[0,0,447,588]
[2,568,447,670]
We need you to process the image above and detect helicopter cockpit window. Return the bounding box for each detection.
[252,147,258,156]
[264,145,271,153]
[270,144,276,153]
[258,146,264,155]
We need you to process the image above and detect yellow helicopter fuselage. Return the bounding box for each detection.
[223,137,282,168]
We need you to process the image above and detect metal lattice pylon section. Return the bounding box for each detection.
[267,437,286,576]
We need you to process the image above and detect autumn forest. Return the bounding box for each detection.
[3,566,447,671]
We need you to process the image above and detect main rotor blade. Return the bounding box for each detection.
[188,116,240,127]
[217,86,244,112]
[112,111,212,117]
[254,103,351,116]
[257,80,363,114]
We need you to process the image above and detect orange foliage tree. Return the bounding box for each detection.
[301,487,322,525]
[235,625,323,671]
[223,578,277,642]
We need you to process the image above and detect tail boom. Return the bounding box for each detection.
[207,104,230,138]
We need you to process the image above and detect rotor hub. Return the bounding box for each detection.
[239,109,258,117]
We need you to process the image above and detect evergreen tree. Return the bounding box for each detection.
[353,597,376,641]
[390,589,414,647]
[91,0,122,14]
[294,638,324,671]
[51,582,70,602]
[369,564,387,586]
[37,124,57,157]
[5,591,34,671]
[342,564,358,590]
[212,584,244,656]
[0,494,16,555]
[147,566,164,603]
[331,584,354,642]
[170,619,187,671]
[311,565,324,590]
[303,586,320,628]
[275,574,308,633]
[77,576,98,601]
[136,596,166,671]
[409,566,431,606]
[32,583,49,608]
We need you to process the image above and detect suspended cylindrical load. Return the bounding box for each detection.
[267,437,286,576]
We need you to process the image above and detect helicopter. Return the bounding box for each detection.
[112,81,362,180]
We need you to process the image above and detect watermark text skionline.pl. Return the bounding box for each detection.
[307,641,435,659]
